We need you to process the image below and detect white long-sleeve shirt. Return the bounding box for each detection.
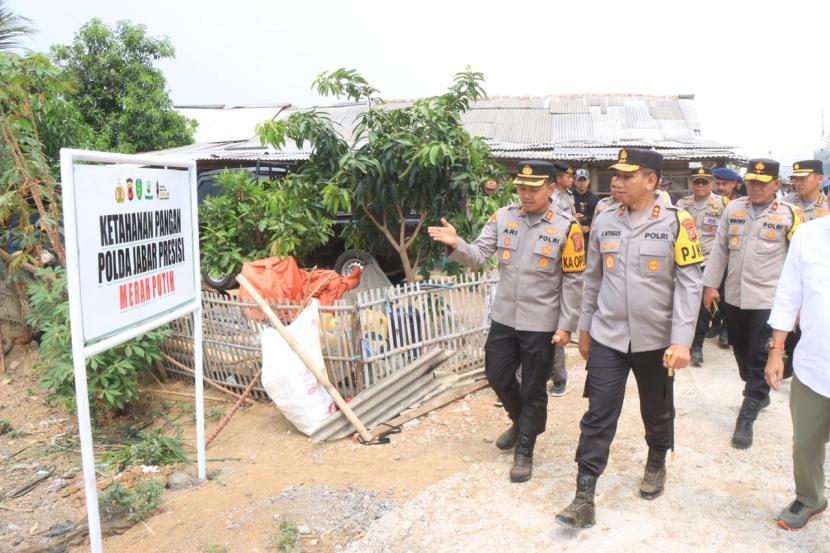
[768,215,830,398]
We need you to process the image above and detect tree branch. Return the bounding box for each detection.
[0,249,39,275]
[396,205,406,249]
[405,210,429,250]
[361,205,400,252]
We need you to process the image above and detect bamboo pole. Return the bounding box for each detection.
[206,370,261,448]
[161,352,252,406]
[236,274,374,442]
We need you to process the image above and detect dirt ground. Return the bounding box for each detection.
[2,326,829,552]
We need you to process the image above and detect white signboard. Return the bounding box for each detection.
[72,165,197,343]
[61,149,206,553]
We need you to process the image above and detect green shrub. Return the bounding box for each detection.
[100,480,165,522]
[275,519,300,552]
[25,266,168,415]
[101,430,188,470]
[198,170,336,279]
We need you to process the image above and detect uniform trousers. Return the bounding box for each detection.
[575,339,673,477]
[484,321,554,436]
[723,304,773,400]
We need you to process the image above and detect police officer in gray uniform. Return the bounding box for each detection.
[552,162,577,217]
[557,148,703,529]
[428,160,585,483]
[548,162,578,395]
[675,167,729,366]
[703,158,804,449]
[785,160,827,222]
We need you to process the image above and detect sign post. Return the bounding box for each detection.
[59,149,205,552]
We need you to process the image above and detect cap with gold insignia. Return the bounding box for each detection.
[513,160,556,186]
[791,159,824,177]
[744,158,779,183]
[609,148,664,173]
[553,162,574,176]
[690,166,713,181]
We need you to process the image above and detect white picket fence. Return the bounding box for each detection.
[160,271,497,399]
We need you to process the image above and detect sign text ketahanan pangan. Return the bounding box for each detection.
[97,209,186,310]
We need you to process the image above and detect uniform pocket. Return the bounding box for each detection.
[497,233,519,265]
[756,227,784,255]
[639,241,670,275]
[532,239,559,272]
[600,239,620,273]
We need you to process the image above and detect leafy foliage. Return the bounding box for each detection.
[25,267,169,415]
[101,429,188,471]
[275,519,300,552]
[100,480,165,522]
[258,66,502,281]
[199,170,340,278]
[0,0,32,51]
[51,19,195,153]
[0,52,95,271]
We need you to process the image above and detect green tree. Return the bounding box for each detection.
[0,0,33,51]
[0,52,95,269]
[258,67,502,282]
[51,19,195,153]
[199,170,341,282]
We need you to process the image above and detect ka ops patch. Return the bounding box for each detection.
[674,210,703,266]
[562,223,587,273]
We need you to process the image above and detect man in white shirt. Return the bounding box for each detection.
[766,214,830,530]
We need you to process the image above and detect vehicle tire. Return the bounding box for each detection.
[201,267,239,291]
[334,249,371,277]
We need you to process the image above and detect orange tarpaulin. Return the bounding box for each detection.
[238,257,362,319]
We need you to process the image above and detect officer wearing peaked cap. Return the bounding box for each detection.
[703,158,805,450]
[557,148,704,529]
[785,160,828,222]
[675,166,729,367]
[428,160,585,484]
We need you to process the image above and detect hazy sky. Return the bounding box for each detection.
[12,0,830,163]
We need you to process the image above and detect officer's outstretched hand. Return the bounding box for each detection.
[552,329,570,348]
[427,218,458,250]
[702,287,720,311]
[663,344,691,370]
[578,330,591,361]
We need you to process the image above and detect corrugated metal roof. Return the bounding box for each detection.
[156,94,738,163]
[489,147,745,162]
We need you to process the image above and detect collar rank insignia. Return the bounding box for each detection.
[649,204,661,220]
[544,210,554,222]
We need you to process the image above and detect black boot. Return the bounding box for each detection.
[732,397,764,449]
[495,423,519,451]
[691,344,704,367]
[556,473,597,528]
[639,449,667,500]
[718,327,730,349]
[509,433,535,483]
